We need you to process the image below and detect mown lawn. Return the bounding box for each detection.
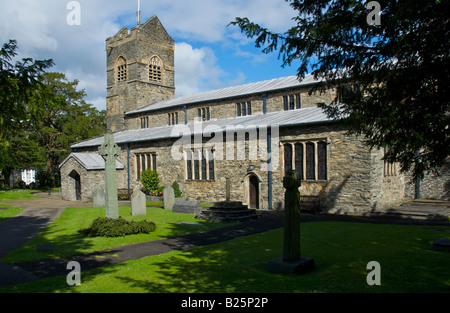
[0,189,37,223]
[0,189,40,201]
[2,220,450,293]
[0,205,24,223]
[1,205,232,264]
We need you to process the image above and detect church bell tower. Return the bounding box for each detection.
[105,15,175,133]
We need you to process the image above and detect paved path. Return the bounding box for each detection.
[0,192,91,258]
[0,192,91,286]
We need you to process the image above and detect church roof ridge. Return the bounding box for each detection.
[72,106,336,149]
[126,73,323,116]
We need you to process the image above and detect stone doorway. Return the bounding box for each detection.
[249,174,259,209]
[69,170,81,201]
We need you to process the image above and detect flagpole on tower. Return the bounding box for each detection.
[137,0,141,26]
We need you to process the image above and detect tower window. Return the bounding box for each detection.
[116,57,127,82]
[149,56,162,83]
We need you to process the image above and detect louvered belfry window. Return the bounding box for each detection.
[116,57,127,82]
[149,56,162,83]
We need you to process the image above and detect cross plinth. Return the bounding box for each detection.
[99,133,121,219]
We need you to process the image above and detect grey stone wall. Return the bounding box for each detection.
[60,157,126,201]
[106,16,175,133]
[404,158,450,200]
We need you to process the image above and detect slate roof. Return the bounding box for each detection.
[71,106,336,149]
[59,153,125,170]
[126,74,322,115]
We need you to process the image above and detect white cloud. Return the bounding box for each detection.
[0,0,298,111]
[174,42,225,97]
[0,0,58,53]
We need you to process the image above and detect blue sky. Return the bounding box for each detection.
[0,0,300,111]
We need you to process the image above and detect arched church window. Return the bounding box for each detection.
[116,56,127,82]
[306,142,315,180]
[317,141,327,180]
[149,56,162,83]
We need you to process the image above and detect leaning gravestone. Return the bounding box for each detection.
[92,187,105,208]
[163,184,175,210]
[268,170,314,274]
[131,188,146,216]
[98,133,121,219]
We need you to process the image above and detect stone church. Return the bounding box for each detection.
[59,15,449,214]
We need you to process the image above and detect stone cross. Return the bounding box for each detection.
[268,170,314,274]
[98,133,121,219]
[282,170,301,261]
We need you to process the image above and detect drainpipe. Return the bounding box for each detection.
[267,127,273,210]
[263,93,267,114]
[127,143,131,190]
[184,105,188,124]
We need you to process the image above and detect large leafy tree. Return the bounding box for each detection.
[0,40,53,173]
[231,0,450,179]
[1,40,106,187]
[27,72,106,187]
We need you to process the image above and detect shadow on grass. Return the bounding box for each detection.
[4,213,450,293]
[110,222,450,293]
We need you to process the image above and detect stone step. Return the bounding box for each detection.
[201,209,258,217]
[196,212,262,223]
[371,209,448,221]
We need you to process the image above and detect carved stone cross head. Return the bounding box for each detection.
[99,133,121,160]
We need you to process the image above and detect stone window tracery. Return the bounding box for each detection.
[135,153,157,180]
[149,56,162,83]
[116,56,127,82]
[283,139,327,181]
[185,148,215,181]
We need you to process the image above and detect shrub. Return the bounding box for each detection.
[148,185,164,197]
[172,181,182,197]
[79,217,156,237]
[140,169,159,192]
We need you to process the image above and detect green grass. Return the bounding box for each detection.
[0,205,24,223]
[0,189,35,222]
[1,205,232,264]
[0,189,40,201]
[2,221,450,293]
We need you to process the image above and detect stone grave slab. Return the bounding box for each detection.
[92,187,105,208]
[131,189,147,216]
[163,184,175,210]
[432,238,450,252]
[173,200,203,214]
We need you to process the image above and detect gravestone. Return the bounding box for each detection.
[432,238,450,252]
[172,200,203,214]
[163,184,175,210]
[92,187,105,208]
[131,188,147,216]
[268,170,314,274]
[98,133,120,219]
